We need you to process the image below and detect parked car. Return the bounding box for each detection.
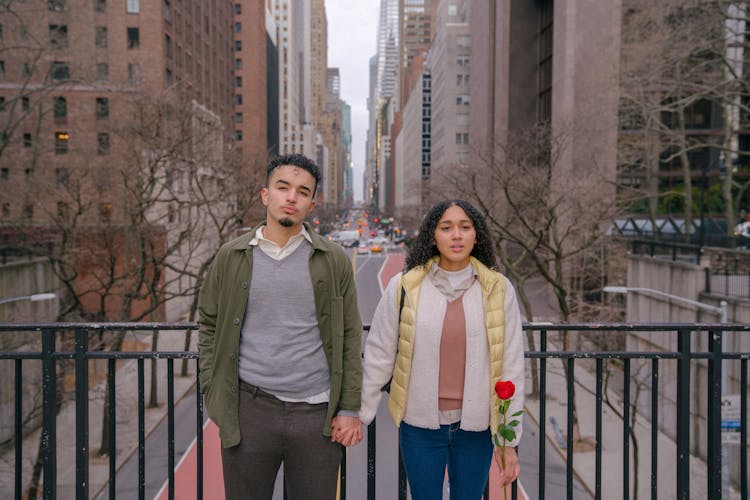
[356,242,370,254]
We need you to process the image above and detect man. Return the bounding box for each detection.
[198,154,363,499]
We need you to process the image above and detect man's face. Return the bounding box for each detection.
[261,165,316,229]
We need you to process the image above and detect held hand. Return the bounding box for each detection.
[331,416,363,447]
[494,446,520,486]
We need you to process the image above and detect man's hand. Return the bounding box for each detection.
[494,446,520,486]
[331,416,363,447]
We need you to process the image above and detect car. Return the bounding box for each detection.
[356,242,370,254]
[369,241,383,253]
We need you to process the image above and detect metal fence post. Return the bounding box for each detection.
[41,328,57,500]
[676,329,691,499]
[707,328,722,498]
[75,329,89,499]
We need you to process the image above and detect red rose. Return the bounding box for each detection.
[495,380,515,400]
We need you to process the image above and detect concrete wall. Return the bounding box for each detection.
[0,258,61,444]
[623,253,750,484]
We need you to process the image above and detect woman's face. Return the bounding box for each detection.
[434,205,476,271]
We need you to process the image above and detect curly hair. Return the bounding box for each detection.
[405,199,497,271]
[266,153,322,195]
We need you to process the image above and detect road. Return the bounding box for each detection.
[106,247,588,499]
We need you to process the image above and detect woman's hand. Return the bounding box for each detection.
[493,446,520,485]
[331,416,363,446]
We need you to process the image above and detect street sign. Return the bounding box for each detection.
[721,395,741,444]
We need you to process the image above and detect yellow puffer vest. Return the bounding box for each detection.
[387,256,508,433]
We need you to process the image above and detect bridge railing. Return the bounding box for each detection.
[1,322,749,500]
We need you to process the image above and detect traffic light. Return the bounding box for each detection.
[373,217,379,223]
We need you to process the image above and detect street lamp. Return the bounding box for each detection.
[0,293,57,306]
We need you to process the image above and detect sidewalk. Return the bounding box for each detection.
[0,327,199,499]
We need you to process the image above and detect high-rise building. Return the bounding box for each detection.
[0,0,236,320]
[428,0,471,178]
[233,1,278,167]
[398,0,434,110]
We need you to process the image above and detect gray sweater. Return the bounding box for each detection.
[238,242,330,398]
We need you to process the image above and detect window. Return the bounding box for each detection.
[49,25,68,48]
[164,34,172,57]
[0,97,4,111]
[448,4,457,16]
[22,97,29,111]
[234,3,241,14]
[23,133,32,147]
[235,58,242,70]
[455,94,470,106]
[235,94,242,105]
[0,61,5,79]
[235,40,242,51]
[234,22,241,33]
[21,62,30,77]
[23,203,33,221]
[235,130,243,141]
[456,55,470,66]
[163,0,171,22]
[99,203,112,222]
[455,132,469,145]
[50,61,70,81]
[1,203,9,218]
[97,132,110,154]
[96,97,109,118]
[95,26,107,47]
[235,76,242,87]
[56,168,69,187]
[127,27,139,49]
[48,0,66,12]
[456,35,471,48]
[57,202,69,220]
[126,0,139,13]
[1,168,8,180]
[165,68,172,85]
[55,131,69,154]
[128,62,141,83]
[96,63,109,81]
[94,0,106,12]
[0,24,3,40]
[234,112,242,123]
[53,96,67,121]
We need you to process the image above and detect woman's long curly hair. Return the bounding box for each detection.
[405,199,497,272]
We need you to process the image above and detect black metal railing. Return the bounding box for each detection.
[2,322,750,500]
[630,239,703,264]
[705,267,750,299]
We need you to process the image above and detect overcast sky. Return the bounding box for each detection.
[327,1,379,202]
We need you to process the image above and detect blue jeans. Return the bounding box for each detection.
[399,421,493,500]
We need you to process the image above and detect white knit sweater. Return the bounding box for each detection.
[360,264,525,446]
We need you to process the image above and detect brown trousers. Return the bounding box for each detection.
[220,381,342,500]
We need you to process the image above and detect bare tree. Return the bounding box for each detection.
[619,1,750,236]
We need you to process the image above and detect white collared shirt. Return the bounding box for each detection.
[248,224,312,260]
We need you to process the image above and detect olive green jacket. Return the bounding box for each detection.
[197,223,362,448]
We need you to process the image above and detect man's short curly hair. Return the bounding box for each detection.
[405,199,497,272]
[266,154,322,195]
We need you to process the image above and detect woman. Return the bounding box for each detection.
[359,199,524,499]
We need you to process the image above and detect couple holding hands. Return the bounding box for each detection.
[198,154,524,500]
